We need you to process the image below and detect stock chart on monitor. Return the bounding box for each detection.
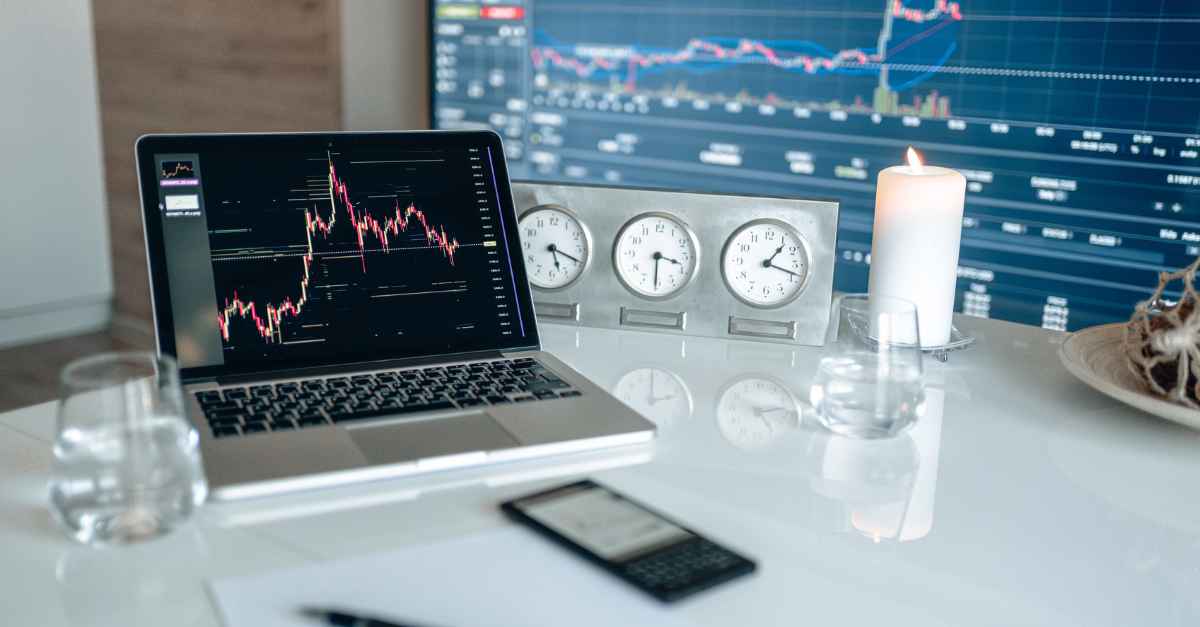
[431,0,1200,331]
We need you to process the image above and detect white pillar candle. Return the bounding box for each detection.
[868,148,966,347]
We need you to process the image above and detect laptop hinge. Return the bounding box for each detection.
[203,349,511,386]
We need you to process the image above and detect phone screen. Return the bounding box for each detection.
[512,483,695,563]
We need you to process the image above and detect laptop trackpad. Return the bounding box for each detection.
[347,412,520,464]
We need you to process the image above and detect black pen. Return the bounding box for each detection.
[300,607,433,627]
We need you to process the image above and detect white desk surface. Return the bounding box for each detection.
[3,315,1200,626]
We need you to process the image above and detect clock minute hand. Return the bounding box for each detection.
[652,251,662,288]
[768,263,802,278]
[549,244,582,264]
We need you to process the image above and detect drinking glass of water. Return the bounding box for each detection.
[49,352,207,545]
[810,294,925,439]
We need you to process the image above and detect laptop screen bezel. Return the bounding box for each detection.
[136,130,541,381]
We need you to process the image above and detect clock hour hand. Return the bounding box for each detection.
[646,371,671,405]
[763,239,785,267]
[659,254,682,265]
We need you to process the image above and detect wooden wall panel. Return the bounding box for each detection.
[92,0,343,332]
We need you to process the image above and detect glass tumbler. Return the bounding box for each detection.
[49,352,207,545]
[810,294,926,438]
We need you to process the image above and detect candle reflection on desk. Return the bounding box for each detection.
[805,384,945,543]
[896,385,944,541]
[808,428,918,542]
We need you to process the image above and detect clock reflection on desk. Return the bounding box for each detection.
[716,376,803,450]
[612,367,694,428]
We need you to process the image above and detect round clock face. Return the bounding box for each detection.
[613,213,699,299]
[721,219,811,308]
[612,367,693,427]
[519,206,590,290]
[716,376,802,450]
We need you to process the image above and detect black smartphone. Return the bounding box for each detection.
[500,479,756,603]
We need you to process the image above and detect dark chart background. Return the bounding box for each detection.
[432,0,1200,331]
[201,146,522,366]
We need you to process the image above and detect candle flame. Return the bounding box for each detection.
[906,146,924,173]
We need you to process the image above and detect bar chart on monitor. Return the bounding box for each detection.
[433,0,1200,331]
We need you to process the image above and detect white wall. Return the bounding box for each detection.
[0,2,113,347]
[341,0,430,131]
[0,1,426,348]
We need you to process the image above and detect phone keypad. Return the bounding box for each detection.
[624,539,745,595]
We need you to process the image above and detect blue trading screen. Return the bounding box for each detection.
[430,0,1200,331]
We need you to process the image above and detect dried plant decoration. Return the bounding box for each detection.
[1124,256,1200,408]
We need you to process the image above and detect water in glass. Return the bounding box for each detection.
[49,353,207,545]
[811,294,926,438]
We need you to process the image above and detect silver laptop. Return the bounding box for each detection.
[136,130,654,500]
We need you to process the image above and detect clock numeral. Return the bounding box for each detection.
[520,208,590,289]
[615,214,696,298]
[722,221,807,307]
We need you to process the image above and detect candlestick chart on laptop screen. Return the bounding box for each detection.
[149,138,529,372]
[430,0,1200,331]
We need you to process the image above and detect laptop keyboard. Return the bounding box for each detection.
[193,357,581,439]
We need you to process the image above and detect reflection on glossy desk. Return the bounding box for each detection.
[2,316,1200,626]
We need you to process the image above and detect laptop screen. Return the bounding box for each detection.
[137,131,538,379]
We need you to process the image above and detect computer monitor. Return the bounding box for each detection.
[429,0,1200,331]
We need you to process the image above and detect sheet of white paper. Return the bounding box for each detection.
[208,526,696,627]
